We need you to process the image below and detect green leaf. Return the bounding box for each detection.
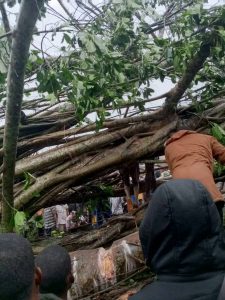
[46,93,56,102]
[86,40,96,53]
[116,71,126,83]
[14,211,26,234]
[211,123,225,143]
[93,36,107,53]
[23,172,31,190]
[127,0,142,9]
[63,33,72,45]
[14,211,26,226]
[167,47,173,62]
[173,55,180,69]
[32,191,41,198]
[159,72,165,82]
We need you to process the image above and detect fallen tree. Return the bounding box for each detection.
[0,0,225,227]
[9,98,225,213]
[32,206,147,299]
[0,97,224,214]
[1,1,225,299]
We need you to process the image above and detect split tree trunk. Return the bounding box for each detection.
[69,232,143,299]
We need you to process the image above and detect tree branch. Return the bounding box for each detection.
[14,120,177,209]
[164,43,211,112]
[0,1,11,47]
[57,0,81,30]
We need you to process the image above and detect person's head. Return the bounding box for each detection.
[35,245,74,299]
[0,233,41,300]
[167,118,196,138]
[177,118,196,131]
[140,179,225,275]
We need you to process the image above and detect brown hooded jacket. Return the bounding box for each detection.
[165,130,225,202]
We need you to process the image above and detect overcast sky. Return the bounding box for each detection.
[3,0,225,114]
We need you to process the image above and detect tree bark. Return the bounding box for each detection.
[2,0,44,232]
[69,232,143,299]
[14,122,153,176]
[164,43,211,112]
[14,120,177,210]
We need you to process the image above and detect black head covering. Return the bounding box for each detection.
[140,179,225,275]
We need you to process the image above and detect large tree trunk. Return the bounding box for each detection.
[31,207,147,298]
[14,122,153,176]
[2,0,44,231]
[69,232,143,299]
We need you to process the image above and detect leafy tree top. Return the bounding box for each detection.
[0,0,225,124]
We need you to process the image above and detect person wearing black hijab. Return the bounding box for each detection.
[130,179,225,300]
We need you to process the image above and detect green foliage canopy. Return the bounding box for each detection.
[1,0,225,124]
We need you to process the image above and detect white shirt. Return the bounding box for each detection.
[56,204,68,225]
[109,197,123,215]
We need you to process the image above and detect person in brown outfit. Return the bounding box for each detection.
[165,130,225,220]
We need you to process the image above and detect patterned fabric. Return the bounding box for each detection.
[43,207,56,229]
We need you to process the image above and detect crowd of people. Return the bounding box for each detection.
[2,179,225,300]
[42,198,131,236]
[1,130,225,300]
[41,204,89,236]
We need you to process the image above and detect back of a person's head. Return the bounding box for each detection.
[140,179,225,275]
[177,118,196,131]
[36,245,73,298]
[0,233,35,300]
[168,119,196,138]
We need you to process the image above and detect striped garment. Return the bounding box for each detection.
[43,207,56,229]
